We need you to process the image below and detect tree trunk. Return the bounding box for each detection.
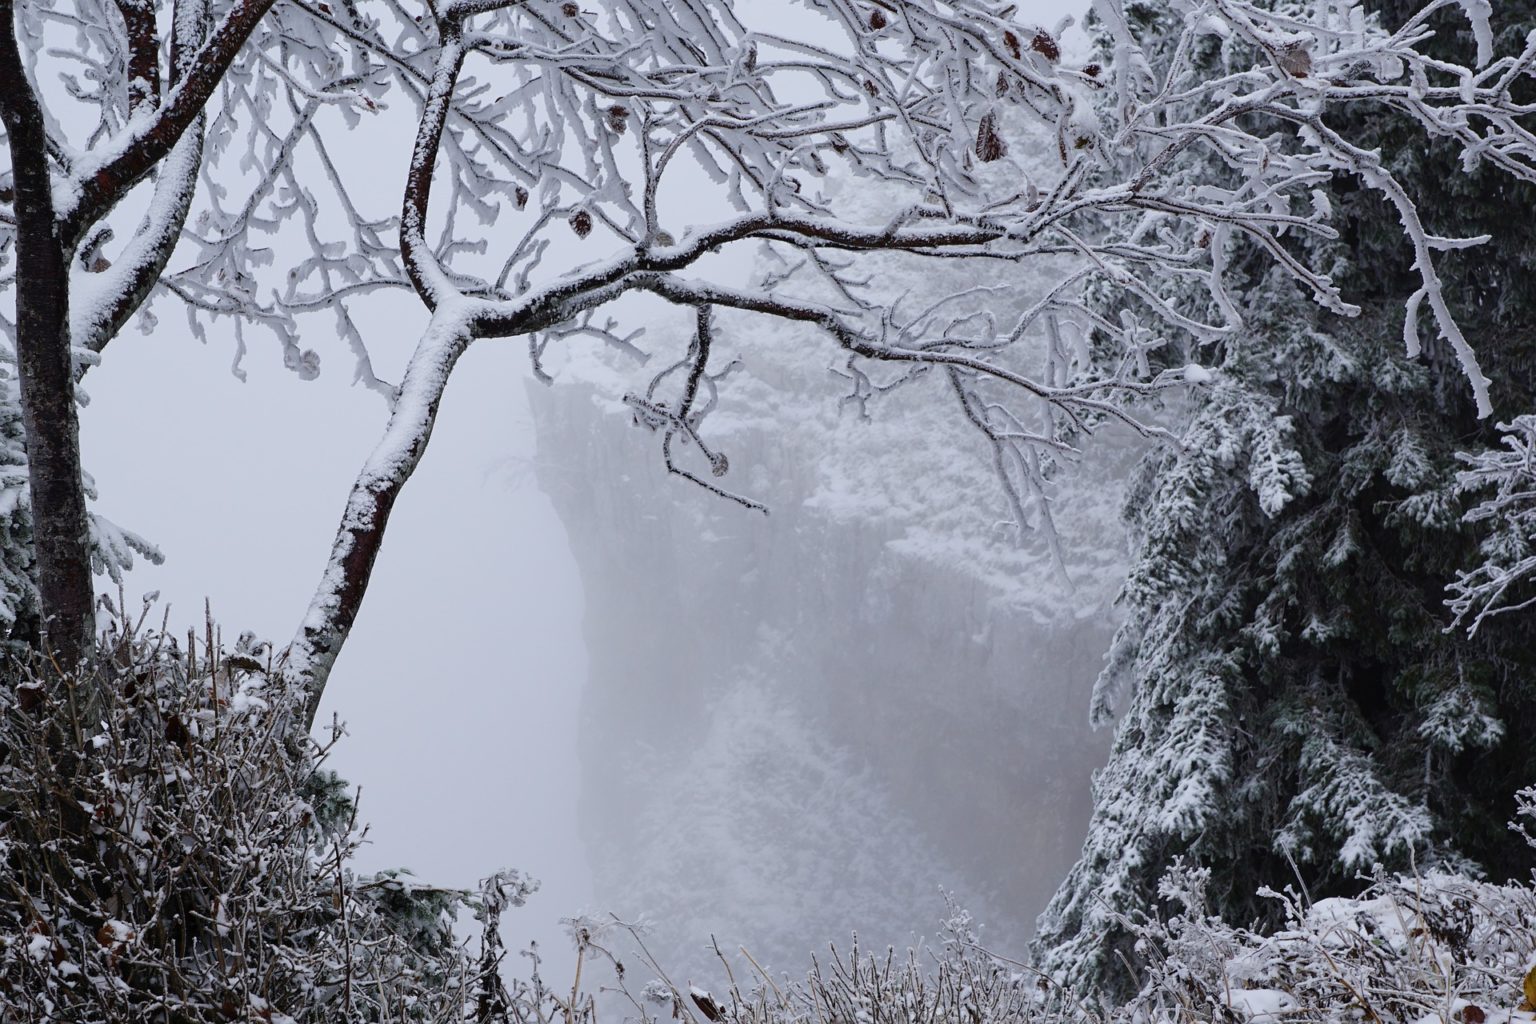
[0,1,97,670]
[288,314,473,727]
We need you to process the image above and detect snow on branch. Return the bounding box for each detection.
[1448,414,1536,633]
[275,0,1536,711]
[5,0,1534,707]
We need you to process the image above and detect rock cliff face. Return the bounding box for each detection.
[526,292,1132,975]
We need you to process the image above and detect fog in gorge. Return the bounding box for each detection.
[524,276,1138,974]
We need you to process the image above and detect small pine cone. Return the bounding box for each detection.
[606,104,628,133]
[710,452,729,477]
[743,42,757,73]
[868,7,886,30]
[514,186,529,209]
[1031,31,1059,61]
[570,210,593,238]
[863,78,879,97]
[975,111,1006,162]
[995,70,1010,97]
[560,1,577,14]
[1003,30,1021,59]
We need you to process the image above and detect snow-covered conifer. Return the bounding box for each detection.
[1037,0,1536,996]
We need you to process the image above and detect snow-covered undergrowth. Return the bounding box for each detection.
[7,610,1536,1024]
[0,611,545,1023]
[1122,856,1536,1024]
[610,816,1536,1024]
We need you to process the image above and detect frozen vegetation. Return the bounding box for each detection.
[11,628,1536,1022]
[4,0,1536,1018]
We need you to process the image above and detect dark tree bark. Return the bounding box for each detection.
[0,0,95,670]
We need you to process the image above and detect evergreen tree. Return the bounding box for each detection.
[1035,0,1536,997]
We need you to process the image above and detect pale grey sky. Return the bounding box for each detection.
[81,286,594,964]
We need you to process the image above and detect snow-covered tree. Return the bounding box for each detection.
[2,0,1535,722]
[6,1,1536,1008]
[1035,0,1536,997]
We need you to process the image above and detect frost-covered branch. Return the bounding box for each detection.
[4,0,1535,703]
[1448,415,1536,633]
[273,0,1536,715]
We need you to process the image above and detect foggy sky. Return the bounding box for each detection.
[80,301,594,964]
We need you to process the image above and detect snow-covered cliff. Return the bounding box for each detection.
[526,272,1136,974]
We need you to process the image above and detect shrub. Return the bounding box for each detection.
[0,607,534,1023]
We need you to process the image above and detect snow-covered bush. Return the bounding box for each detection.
[1119,856,1536,1023]
[17,664,1519,1024]
[0,608,544,1023]
[605,790,1536,1024]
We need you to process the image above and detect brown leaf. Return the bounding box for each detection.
[224,653,263,674]
[1031,31,1059,61]
[975,111,1006,163]
[1003,30,1021,59]
[1278,41,1311,77]
[16,682,42,713]
[1459,1004,1486,1024]
[691,991,725,1022]
[164,713,190,750]
[95,921,133,948]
